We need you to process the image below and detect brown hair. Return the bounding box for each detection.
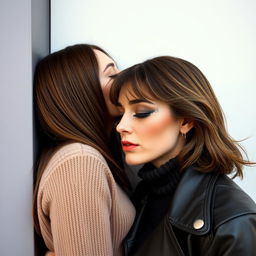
[110,56,253,177]
[33,44,129,235]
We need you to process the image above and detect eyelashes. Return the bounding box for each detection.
[109,74,117,79]
[115,110,156,124]
[133,110,155,118]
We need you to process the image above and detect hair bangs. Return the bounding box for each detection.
[110,64,158,106]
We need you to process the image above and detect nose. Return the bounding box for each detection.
[116,114,132,134]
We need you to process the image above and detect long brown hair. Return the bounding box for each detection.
[33,44,129,235]
[110,56,253,177]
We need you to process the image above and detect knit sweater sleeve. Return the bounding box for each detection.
[37,147,114,256]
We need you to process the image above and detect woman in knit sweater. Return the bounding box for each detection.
[33,44,135,256]
[110,56,256,255]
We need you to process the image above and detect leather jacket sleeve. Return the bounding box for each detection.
[205,214,256,255]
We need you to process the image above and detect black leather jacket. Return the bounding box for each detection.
[125,167,256,255]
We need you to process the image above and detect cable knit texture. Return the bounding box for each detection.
[37,143,135,256]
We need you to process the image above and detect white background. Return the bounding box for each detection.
[51,0,256,200]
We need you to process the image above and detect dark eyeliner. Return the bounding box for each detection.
[134,110,155,118]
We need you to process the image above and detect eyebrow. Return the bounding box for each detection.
[103,63,115,73]
[117,99,154,106]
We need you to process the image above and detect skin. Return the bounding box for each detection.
[94,49,120,117]
[116,85,193,168]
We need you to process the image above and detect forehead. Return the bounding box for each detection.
[93,49,114,71]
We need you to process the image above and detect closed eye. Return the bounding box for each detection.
[133,111,155,118]
[109,74,117,79]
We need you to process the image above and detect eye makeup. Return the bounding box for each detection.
[133,110,156,118]
[117,101,159,119]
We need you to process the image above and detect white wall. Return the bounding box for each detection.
[51,0,256,201]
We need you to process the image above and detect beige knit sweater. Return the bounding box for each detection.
[37,143,135,256]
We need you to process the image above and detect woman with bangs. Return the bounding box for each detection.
[110,56,256,255]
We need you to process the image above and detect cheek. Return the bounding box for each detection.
[102,82,120,117]
[140,115,177,137]
[102,84,109,99]
[101,77,110,93]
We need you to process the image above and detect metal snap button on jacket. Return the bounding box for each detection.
[193,219,204,229]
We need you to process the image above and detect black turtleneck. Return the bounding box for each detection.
[127,157,182,254]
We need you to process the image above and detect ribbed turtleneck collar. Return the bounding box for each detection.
[137,157,181,196]
[128,158,183,253]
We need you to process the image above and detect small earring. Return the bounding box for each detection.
[182,133,187,139]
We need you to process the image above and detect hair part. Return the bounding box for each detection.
[110,56,253,177]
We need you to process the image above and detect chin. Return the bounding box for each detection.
[125,155,145,166]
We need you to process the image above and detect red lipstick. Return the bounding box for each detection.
[121,141,139,151]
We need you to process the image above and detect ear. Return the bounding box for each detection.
[180,119,194,134]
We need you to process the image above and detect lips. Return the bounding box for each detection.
[121,140,139,151]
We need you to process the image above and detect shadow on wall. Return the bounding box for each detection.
[33,95,50,256]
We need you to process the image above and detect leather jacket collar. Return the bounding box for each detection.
[168,167,256,235]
